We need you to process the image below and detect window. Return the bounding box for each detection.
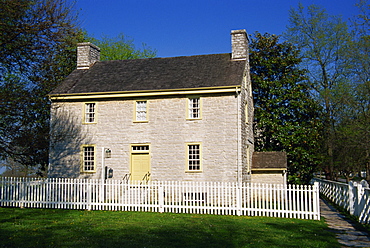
[246,145,251,173]
[187,143,201,171]
[188,98,200,119]
[245,102,249,123]
[81,145,95,172]
[84,103,96,123]
[132,145,150,152]
[135,101,147,122]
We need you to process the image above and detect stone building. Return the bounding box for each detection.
[48,29,255,183]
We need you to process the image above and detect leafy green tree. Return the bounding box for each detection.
[340,1,370,181]
[349,0,370,87]
[89,33,157,61]
[284,4,353,180]
[250,32,323,184]
[334,117,369,182]
[0,0,84,176]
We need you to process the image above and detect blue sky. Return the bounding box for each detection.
[75,0,359,58]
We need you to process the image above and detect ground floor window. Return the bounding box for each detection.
[187,143,201,171]
[81,145,95,172]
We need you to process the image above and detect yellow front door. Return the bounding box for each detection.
[131,152,150,181]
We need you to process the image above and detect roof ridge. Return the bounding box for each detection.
[97,53,232,63]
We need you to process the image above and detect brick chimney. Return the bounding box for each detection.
[231,29,248,60]
[77,42,100,69]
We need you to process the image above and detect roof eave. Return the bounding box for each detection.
[49,85,241,101]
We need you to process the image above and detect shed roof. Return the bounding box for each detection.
[252,152,287,170]
[50,53,246,95]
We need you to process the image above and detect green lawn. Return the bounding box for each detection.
[0,207,339,248]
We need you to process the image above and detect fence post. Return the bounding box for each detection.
[158,184,164,213]
[87,179,92,211]
[359,180,369,223]
[313,182,320,220]
[355,183,363,217]
[348,181,356,215]
[236,182,241,216]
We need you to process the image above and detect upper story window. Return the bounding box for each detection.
[135,101,147,122]
[188,97,201,120]
[81,145,96,172]
[84,103,96,124]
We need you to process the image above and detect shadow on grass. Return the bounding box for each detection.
[0,207,340,248]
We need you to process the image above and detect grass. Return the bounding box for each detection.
[0,207,339,248]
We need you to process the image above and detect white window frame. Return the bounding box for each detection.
[134,100,148,122]
[186,143,202,172]
[84,102,96,124]
[187,97,201,120]
[81,145,96,173]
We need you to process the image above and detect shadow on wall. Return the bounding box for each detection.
[48,107,92,178]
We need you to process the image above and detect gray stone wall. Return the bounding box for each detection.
[239,35,254,182]
[48,93,247,182]
[240,74,254,183]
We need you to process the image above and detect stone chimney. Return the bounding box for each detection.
[231,29,248,60]
[77,42,100,69]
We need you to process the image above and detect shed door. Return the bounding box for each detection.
[130,145,150,181]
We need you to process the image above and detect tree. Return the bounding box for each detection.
[284,2,370,182]
[343,0,370,181]
[0,0,80,73]
[250,32,323,184]
[0,0,84,176]
[284,4,353,180]
[89,33,157,61]
[0,1,158,177]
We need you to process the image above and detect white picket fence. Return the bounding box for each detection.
[0,177,320,220]
[312,178,370,224]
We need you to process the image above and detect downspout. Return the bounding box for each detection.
[101,147,105,202]
[236,87,241,183]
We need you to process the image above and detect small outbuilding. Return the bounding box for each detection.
[251,152,287,185]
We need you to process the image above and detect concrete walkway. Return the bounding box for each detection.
[320,198,370,247]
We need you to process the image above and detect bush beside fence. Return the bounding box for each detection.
[312,178,370,224]
[0,177,320,220]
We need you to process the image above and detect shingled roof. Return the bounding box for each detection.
[50,53,246,95]
[252,152,287,170]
